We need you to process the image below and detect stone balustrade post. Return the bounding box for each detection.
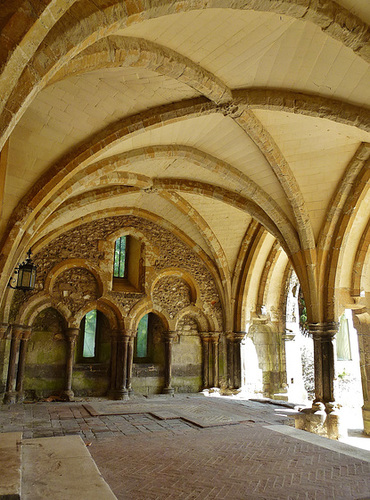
[163,331,176,395]
[62,327,79,401]
[15,327,32,401]
[3,325,23,403]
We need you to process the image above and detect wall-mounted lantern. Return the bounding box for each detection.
[8,250,37,291]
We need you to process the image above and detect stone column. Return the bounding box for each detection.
[352,310,370,435]
[163,331,176,395]
[3,325,23,403]
[127,333,135,395]
[311,322,337,409]
[15,327,32,402]
[226,333,233,388]
[108,330,118,397]
[201,334,211,389]
[211,334,220,388]
[0,323,10,394]
[115,335,130,400]
[62,327,79,401]
[231,332,245,390]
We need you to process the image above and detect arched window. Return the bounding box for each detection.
[136,314,149,358]
[112,235,143,292]
[114,236,127,278]
[79,309,99,361]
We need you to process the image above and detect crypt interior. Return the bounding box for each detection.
[0,0,369,449]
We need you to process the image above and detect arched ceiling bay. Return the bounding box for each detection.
[117,9,369,105]
[0,0,369,304]
[179,193,253,274]
[253,110,370,238]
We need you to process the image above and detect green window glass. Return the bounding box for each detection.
[136,314,149,358]
[83,309,97,358]
[114,236,127,278]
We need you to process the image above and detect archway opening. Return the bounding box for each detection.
[241,336,263,397]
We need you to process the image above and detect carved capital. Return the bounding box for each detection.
[200,332,212,342]
[309,322,338,340]
[21,327,32,341]
[11,324,27,340]
[229,331,246,343]
[164,331,177,342]
[0,322,9,340]
[65,327,79,343]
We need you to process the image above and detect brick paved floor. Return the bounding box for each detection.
[1,395,369,499]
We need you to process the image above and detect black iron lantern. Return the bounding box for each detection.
[8,250,37,291]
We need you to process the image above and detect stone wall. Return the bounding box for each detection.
[9,215,222,397]
[24,308,66,399]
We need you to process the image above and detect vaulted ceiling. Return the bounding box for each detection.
[0,0,369,323]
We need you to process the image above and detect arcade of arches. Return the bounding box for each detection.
[0,0,369,436]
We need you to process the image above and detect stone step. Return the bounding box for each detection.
[0,432,22,500]
[21,435,117,500]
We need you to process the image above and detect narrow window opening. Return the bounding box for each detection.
[82,309,97,358]
[136,314,149,358]
[114,236,127,278]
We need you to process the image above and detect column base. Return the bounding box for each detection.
[294,402,342,440]
[16,391,25,403]
[3,391,17,404]
[113,389,129,401]
[162,387,175,396]
[60,390,75,402]
[128,387,134,396]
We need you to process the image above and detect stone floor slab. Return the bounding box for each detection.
[0,432,22,500]
[21,435,117,500]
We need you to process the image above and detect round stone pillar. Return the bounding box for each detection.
[62,327,79,401]
[15,326,32,402]
[127,333,135,395]
[211,334,220,388]
[163,331,176,395]
[109,330,119,397]
[227,332,245,390]
[201,333,211,389]
[115,334,130,400]
[3,325,23,403]
[310,322,337,410]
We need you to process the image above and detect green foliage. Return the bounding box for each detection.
[298,291,309,336]
[136,314,148,358]
[338,370,349,380]
[83,309,97,358]
[114,236,126,277]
